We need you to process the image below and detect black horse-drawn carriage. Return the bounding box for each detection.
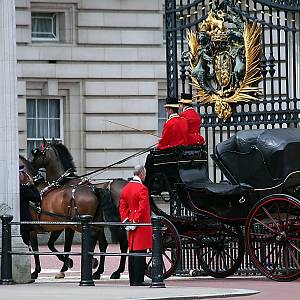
[144,128,300,282]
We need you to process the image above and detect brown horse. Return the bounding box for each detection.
[19,154,89,279]
[30,139,128,280]
[20,155,80,279]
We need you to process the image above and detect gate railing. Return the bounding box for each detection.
[0,215,165,287]
[165,0,300,276]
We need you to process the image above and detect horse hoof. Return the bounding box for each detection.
[55,272,65,279]
[110,272,120,279]
[92,272,101,280]
[31,272,38,280]
[67,258,73,269]
[92,258,99,269]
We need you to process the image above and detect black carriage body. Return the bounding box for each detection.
[145,144,255,222]
[163,0,300,280]
[146,128,300,222]
[145,129,300,281]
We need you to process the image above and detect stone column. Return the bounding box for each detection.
[0,0,31,283]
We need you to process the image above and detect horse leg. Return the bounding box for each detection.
[110,228,128,279]
[29,231,41,279]
[92,228,108,280]
[60,228,75,272]
[47,230,73,279]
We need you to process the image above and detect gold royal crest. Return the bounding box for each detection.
[188,0,262,120]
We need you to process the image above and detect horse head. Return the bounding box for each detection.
[19,154,40,185]
[31,138,76,183]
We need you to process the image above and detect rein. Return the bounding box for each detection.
[33,143,155,180]
[76,144,155,179]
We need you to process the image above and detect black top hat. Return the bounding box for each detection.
[164,97,179,108]
[179,93,193,104]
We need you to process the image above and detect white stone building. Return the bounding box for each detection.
[16,0,166,179]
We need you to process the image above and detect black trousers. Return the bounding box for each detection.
[128,250,147,284]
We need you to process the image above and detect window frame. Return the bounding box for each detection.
[26,97,64,155]
[31,12,60,42]
[158,98,167,135]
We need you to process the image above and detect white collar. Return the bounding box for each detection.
[168,113,179,121]
[183,106,194,112]
[131,176,142,184]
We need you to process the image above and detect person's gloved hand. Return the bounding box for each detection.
[125,224,137,231]
[122,218,136,231]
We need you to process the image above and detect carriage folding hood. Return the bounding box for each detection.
[214,128,300,189]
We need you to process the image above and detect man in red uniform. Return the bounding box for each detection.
[157,97,188,150]
[179,93,205,146]
[119,165,152,286]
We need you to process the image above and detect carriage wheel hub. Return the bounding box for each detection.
[276,231,286,242]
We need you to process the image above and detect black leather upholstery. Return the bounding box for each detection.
[214,128,300,188]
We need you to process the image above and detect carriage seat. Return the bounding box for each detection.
[184,180,252,196]
[179,168,252,196]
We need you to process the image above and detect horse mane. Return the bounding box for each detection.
[51,142,76,173]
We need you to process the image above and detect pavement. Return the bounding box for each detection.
[0,244,260,300]
[0,276,259,300]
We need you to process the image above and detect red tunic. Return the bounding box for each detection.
[157,114,188,150]
[119,178,152,251]
[180,107,205,146]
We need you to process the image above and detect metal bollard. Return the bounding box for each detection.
[79,215,94,286]
[150,216,165,288]
[0,215,14,285]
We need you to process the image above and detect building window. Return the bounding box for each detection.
[27,98,63,157]
[31,12,59,41]
[158,98,167,135]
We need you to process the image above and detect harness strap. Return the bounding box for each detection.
[40,210,73,221]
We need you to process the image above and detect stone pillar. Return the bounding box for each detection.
[0,0,31,283]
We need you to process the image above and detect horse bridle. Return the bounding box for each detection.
[20,170,33,186]
[32,144,51,166]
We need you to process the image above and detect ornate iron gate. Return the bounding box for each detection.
[165,0,300,275]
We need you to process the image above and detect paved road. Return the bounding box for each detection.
[28,244,300,300]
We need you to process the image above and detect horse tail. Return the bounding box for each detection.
[94,187,122,243]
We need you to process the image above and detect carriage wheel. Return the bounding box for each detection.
[246,194,300,282]
[197,224,244,278]
[145,217,181,280]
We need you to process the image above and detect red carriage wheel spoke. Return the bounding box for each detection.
[287,240,300,255]
[146,257,153,268]
[253,217,277,233]
[162,260,167,273]
[246,195,300,281]
[198,225,244,278]
[286,217,300,234]
[284,203,292,231]
[283,245,290,274]
[275,202,283,225]
[270,244,282,274]
[249,232,274,239]
[287,236,300,241]
[262,206,280,231]
[259,244,278,267]
[286,243,300,269]
[162,252,173,264]
[145,218,181,280]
